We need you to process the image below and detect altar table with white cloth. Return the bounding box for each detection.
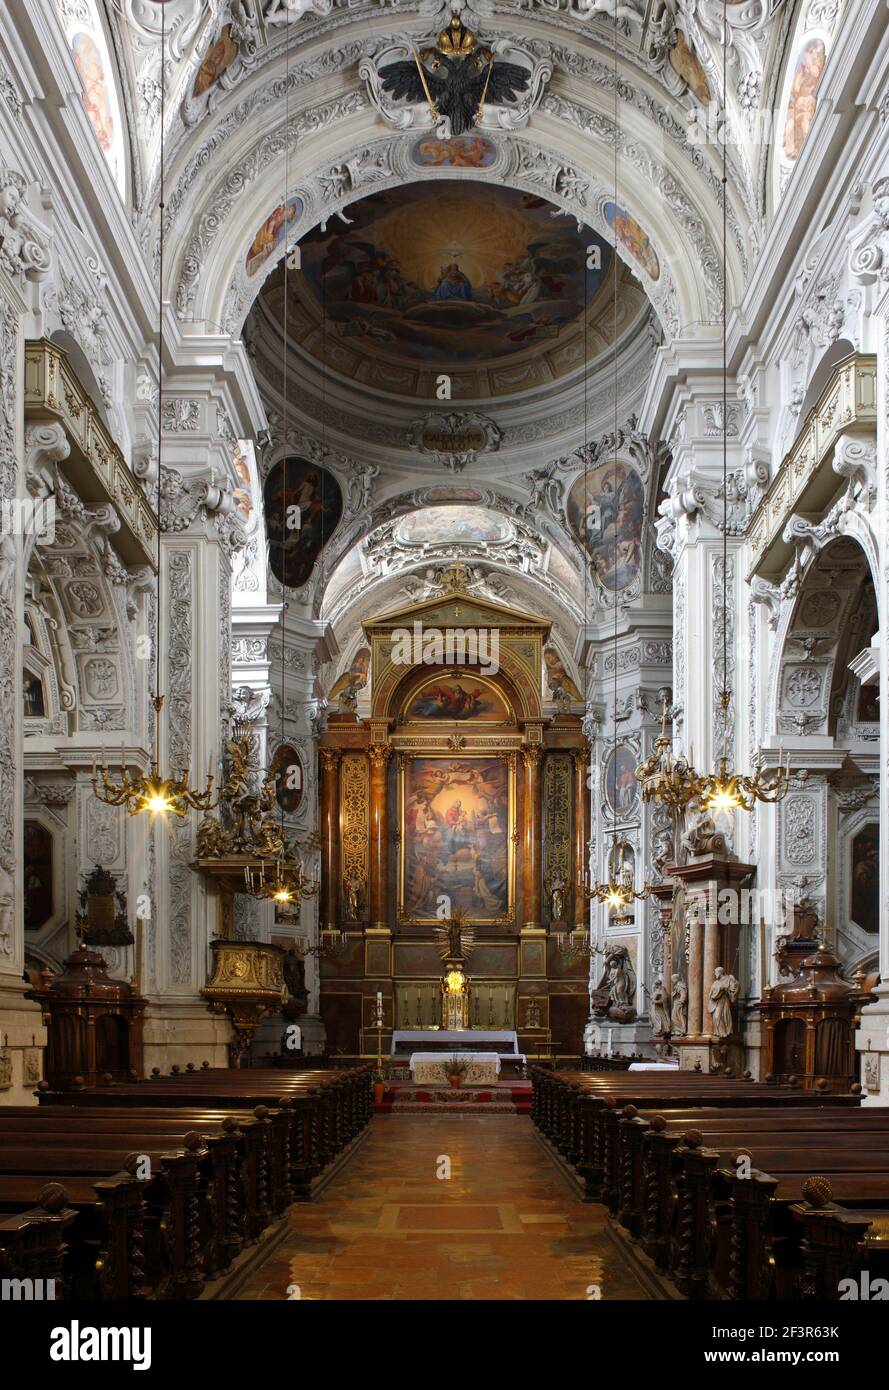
[391,1029,522,1056]
[410,1052,501,1085]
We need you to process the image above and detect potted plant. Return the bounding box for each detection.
[445,1054,469,1088]
[372,1059,392,1105]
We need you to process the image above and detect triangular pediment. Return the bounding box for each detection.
[364,589,551,637]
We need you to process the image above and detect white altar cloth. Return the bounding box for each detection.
[392,1029,521,1056]
[410,1052,501,1085]
[628,1061,679,1071]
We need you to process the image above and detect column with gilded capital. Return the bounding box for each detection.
[522,746,543,929]
[368,744,392,929]
[319,748,341,932]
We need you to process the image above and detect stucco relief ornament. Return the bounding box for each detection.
[360,17,552,136]
[263,0,333,21]
[182,2,261,127]
[0,171,51,282]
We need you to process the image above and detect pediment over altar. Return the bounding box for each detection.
[364,582,550,725]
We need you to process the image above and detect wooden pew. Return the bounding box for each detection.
[37,1063,372,1200]
[0,1107,270,1267]
[790,1178,889,1300]
[0,1183,76,1298]
[616,1109,889,1299]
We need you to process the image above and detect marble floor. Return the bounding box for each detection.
[236,1114,649,1301]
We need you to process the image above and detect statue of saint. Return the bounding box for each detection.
[649,977,671,1038]
[343,872,362,920]
[707,966,739,1038]
[670,973,688,1036]
[549,872,566,923]
[597,944,636,1010]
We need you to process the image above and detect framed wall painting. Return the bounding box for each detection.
[398,753,515,926]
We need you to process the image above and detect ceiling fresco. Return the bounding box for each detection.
[256,180,649,401]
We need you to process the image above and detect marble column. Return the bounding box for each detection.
[522,747,543,929]
[319,748,341,931]
[687,911,704,1038]
[368,745,392,930]
[702,913,720,1038]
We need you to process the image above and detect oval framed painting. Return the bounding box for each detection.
[604,745,639,817]
[263,457,343,589]
[270,743,304,816]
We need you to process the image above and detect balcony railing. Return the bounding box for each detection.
[747,352,877,578]
[24,338,158,569]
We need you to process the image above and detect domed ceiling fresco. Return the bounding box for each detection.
[257,180,649,401]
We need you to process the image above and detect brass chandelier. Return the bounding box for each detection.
[579,836,650,918]
[93,2,218,820]
[244,852,319,908]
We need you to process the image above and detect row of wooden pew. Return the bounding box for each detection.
[0,1063,372,1300]
[531,1066,889,1300]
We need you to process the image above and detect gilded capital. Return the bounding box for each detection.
[368,743,392,769]
[320,748,341,774]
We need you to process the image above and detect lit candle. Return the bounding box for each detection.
[607,1029,613,1056]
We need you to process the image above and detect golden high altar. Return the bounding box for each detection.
[317,569,591,1059]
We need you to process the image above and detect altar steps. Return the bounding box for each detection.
[375,1081,532,1116]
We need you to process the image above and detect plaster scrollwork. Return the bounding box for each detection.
[164,548,196,986]
[407,412,502,473]
[50,273,114,409]
[230,684,272,723]
[849,177,889,286]
[359,36,552,137]
[24,422,70,498]
[181,2,261,127]
[118,0,206,59]
[0,58,22,120]
[177,91,369,321]
[162,398,200,431]
[832,433,877,503]
[712,555,735,752]
[0,171,52,283]
[523,462,565,521]
[159,465,247,555]
[345,460,380,516]
[750,576,782,630]
[790,272,846,366]
[263,0,334,22]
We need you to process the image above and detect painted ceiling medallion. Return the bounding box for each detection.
[361,17,552,137]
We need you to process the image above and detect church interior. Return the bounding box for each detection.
[1,0,889,1328]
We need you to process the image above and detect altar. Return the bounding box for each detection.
[391,1029,523,1058]
[410,1052,501,1084]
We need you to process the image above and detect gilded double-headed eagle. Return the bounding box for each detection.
[378,18,531,137]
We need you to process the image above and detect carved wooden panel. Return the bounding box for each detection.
[339,753,369,919]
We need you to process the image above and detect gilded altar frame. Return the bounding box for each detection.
[397,750,516,927]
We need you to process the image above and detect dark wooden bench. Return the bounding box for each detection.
[0,1183,77,1299]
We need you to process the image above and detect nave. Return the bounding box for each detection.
[235,1112,646,1302]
